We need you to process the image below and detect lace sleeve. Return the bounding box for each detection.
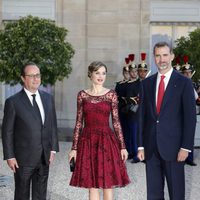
[111,91,126,149]
[71,91,83,150]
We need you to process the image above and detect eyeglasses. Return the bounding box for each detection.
[25,74,41,79]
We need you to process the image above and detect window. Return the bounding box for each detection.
[150,23,199,73]
[2,0,55,21]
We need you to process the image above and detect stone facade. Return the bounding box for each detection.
[0,0,150,137]
[1,0,200,142]
[54,0,150,134]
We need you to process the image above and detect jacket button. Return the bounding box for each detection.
[156,120,159,123]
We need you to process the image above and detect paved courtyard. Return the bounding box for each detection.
[0,140,200,200]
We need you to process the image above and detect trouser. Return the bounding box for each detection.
[146,149,185,200]
[126,119,138,160]
[186,150,194,162]
[14,156,49,200]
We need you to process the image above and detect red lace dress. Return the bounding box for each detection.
[69,90,130,188]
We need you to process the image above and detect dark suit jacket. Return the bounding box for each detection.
[2,89,59,166]
[138,70,196,161]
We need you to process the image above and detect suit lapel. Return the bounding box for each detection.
[151,74,158,116]
[20,89,40,120]
[20,89,32,107]
[39,91,48,124]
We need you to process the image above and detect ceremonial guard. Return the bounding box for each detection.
[137,53,150,80]
[115,57,130,150]
[122,54,140,162]
[173,56,182,72]
[181,55,197,166]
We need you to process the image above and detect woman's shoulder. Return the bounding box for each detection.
[105,89,117,98]
[79,89,86,93]
[108,89,116,94]
[76,90,86,98]
[104,88,113,94]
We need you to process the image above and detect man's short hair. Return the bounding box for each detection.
[153,42,173,55]
[21,62,39,77]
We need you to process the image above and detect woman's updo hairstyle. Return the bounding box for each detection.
[88,61,107,78]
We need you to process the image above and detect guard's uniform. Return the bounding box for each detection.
[181,55,197,166]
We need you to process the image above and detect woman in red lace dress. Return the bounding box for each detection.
[68,61,130,200]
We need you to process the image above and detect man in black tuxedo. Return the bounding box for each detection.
[2,62,59,200]
[137,42,196,200]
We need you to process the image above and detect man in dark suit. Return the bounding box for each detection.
[137,42,196,200]
[2,62,59,200]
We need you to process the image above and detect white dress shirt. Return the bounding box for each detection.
[24,88,45,124]
[156,67,173,105]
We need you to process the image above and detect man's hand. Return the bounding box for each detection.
[177,149,189,162]
[7,158,19,173]
[49,151,56,164]
[137,149,145,161]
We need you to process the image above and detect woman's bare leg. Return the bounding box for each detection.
[103,189,113,200]
[89,188,100,200]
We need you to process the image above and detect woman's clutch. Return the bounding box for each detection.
[70,157,75,172]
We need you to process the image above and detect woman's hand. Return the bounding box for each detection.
[68,150,77,162]
[121,149,128,162]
